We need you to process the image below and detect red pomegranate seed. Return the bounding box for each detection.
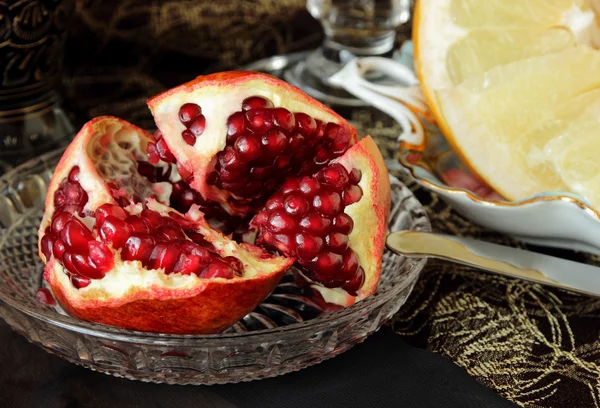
[273,155,290,170]
[71,275,91,289]
[181,242,212,262]
[313,190,342,217]
[326,232,349,254]
[122,234,156,264]
[41,234,54,260]
[295,113,317,136]
[179,103,202,126]
[94,203,127,225]
[72,252,104,279]
[147,142,160,164]
[343,266,365,294]
[68,166,80,183]
[298,177,320,196]
[284,193,309,216]
[173,254,203,275]
[341,250,360,279]
[267,209,296,233]
[234,134,262,161]
[343,185,363,206]
[312,252,343,277]
[219,147,246,171]
[200,259,235,279]
[242,96,273,111]
[61,252,78,275]
[126,215,151,233]
[88,241,114,272]
[289,134,305,150]
[189,115,206,137]
[299,211,331,235]
[35,288,56,306]
[250,166,272,178]
[324,123,343,142]
[281,179,299,195]
[224,256,244,276]
[99,216,130,249]
[245,108,273,133]
[227,111,246,142]
[53,239,67,260]
[314,148,331,165]
[349,168,362,184]
[271,233,293,253]
[153,129,163,141]
[157,224,186,242]
[261,129,288,155]
[156,138,175,162]
[333,213,354,234]
[140,209,166,228]
[318,163,349,190]
[272,107,296,133]
[219,169,242,183]
[149,243,182,273]
[182,129,196,146]
[295,232,323,260]
[61,219,93,252]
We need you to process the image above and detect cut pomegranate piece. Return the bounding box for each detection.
[148,71,357,217]
[251,137,389,301]
[38,116,293,334]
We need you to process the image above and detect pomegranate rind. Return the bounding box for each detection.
[38,116,294,334]
[45,256,291,334]
[336,136,390,301]
[147,71,358,216]
[37,116,154,261]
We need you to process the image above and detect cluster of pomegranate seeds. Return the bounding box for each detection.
[251,163,365,294]
[147,130,177,164]
[95,205,243,278]
[177,96,354,202]
[137,160,246,234]
[52,167,88,216]
[41,167,107,288]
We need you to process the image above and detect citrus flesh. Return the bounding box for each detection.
[415,0,600,208]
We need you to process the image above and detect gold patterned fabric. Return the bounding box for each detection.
[58,1,600,407]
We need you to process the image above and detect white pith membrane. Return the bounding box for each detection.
[415,0,600,204]
[41,118,290,302]
[148,77,355,216]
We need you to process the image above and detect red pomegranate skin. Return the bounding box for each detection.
[45,255,290,334]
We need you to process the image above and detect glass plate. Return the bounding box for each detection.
[0,149,430,385]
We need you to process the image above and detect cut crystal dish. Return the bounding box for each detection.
[0,149,429,385]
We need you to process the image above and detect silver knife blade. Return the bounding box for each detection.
[386,231,600,297]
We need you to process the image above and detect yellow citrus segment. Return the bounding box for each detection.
[436,46,600,200]
[449,0,572,28]
[446,27,575,85]
[415,0,600,206]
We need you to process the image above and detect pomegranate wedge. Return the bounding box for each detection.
[148,71,357,217]
[38,117,292,334]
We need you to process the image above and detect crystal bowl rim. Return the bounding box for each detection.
[0,148,430,344]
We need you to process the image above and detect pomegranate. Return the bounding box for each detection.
[147,71,357,217]
[38,117,293,334]
[38,72,391,333]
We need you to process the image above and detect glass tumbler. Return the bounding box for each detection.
[287,0,411,106]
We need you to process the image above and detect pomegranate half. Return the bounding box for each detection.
[38,117,293,334]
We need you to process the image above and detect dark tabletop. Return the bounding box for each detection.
[0,321,515,408]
